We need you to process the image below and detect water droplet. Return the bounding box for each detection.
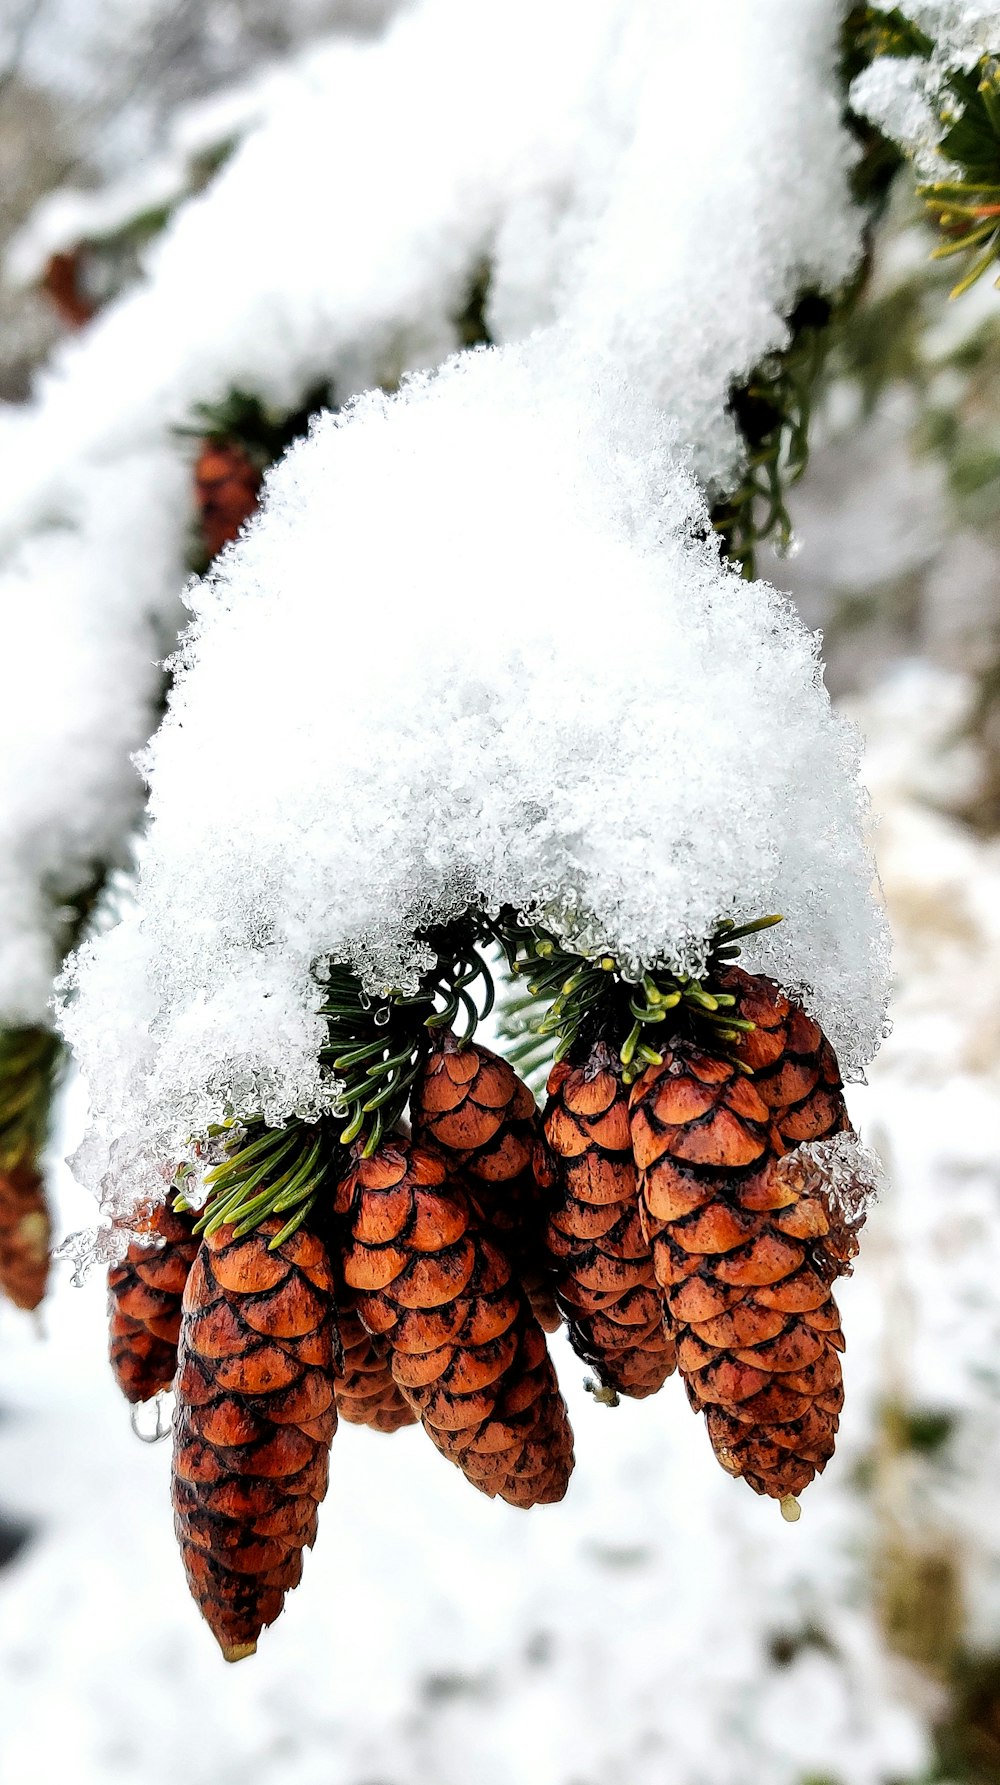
[130,1394,172,1444]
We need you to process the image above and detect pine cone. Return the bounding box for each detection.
[630,1043,845,1500]
[41,249,95,329]
[194,440,261,561]
[335,1140,574,1507]
[413,1033,559,1330]
[108,1196,199,1402]
[718,967,850,1145]
[172,1218,337,1660]
[334,1297,417,1433]
[542,1041,676,1398]
[0,1161,50,1311]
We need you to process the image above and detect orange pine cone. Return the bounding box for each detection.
[0,1161,51,1311]
[334,1139,574,1507]
[194,440,261,560]
[718,967,850,1146]
[107,1196,199,1402]
[172,1218,337,1660]
[334,1296,417,1433]
[413,1033,559,1330]
[630,1043,846,1501]
[542,1041,676,1398]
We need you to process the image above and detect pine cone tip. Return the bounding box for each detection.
[221,1641,257,1664]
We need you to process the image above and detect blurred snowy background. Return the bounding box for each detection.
[1,3,999,1782]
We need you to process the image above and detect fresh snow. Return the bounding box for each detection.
[61,341,890,1222]
[3,0,864,1055]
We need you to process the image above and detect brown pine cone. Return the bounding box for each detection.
[334,1297,417,1434]
[108,1196,199,1402]
[194,440,261,560]
[630,1043,846,1501]
[718,967,850,1146]
[0,1161,51,1311]
[542,1041,676,1398]
[41,249,95,329]
[172,1218,337,1660]
[334,1140,574,1507]
[413,1033,559,1330]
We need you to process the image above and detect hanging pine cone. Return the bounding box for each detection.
[717,967,850,1146]
[194,440,261,561]
[0,1161,51,1311]
[334,1296,417,1433]
[542,1040,676,1399]
[629,1042,846,1501]
[413,1032,559,1330]
[172,1217,338,1660]
[41,249,95,329]
[108,1195,199,1402]
[334,1139,574,1507]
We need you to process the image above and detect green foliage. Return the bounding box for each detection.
[492,911,781,1083]
[184,383,334,465]
[712,296,833,578]
[0,1026,62,1173]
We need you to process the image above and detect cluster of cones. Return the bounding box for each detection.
[107,965,862,1660]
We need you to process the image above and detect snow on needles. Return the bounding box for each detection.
[850,3,1000,175]
[1,0,861,1032]
[62,342,890,1217]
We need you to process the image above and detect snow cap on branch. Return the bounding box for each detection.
[62,339,890,1219]
[2,0,862,1030]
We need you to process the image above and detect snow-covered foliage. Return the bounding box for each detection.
[0,1,891,1222]
[10,0,888,1218]
[9,0,403,173]
[62,341,890,1216]
[851,2,1000,175]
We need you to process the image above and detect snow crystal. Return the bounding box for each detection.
[61,340,890,1216]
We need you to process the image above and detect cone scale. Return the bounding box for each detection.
[334,1297,417,1434]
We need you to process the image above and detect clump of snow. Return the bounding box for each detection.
[1,0,863,1039]
[775,1131,887,1271]
[61,340,890,1219]
[850,58,943,168]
